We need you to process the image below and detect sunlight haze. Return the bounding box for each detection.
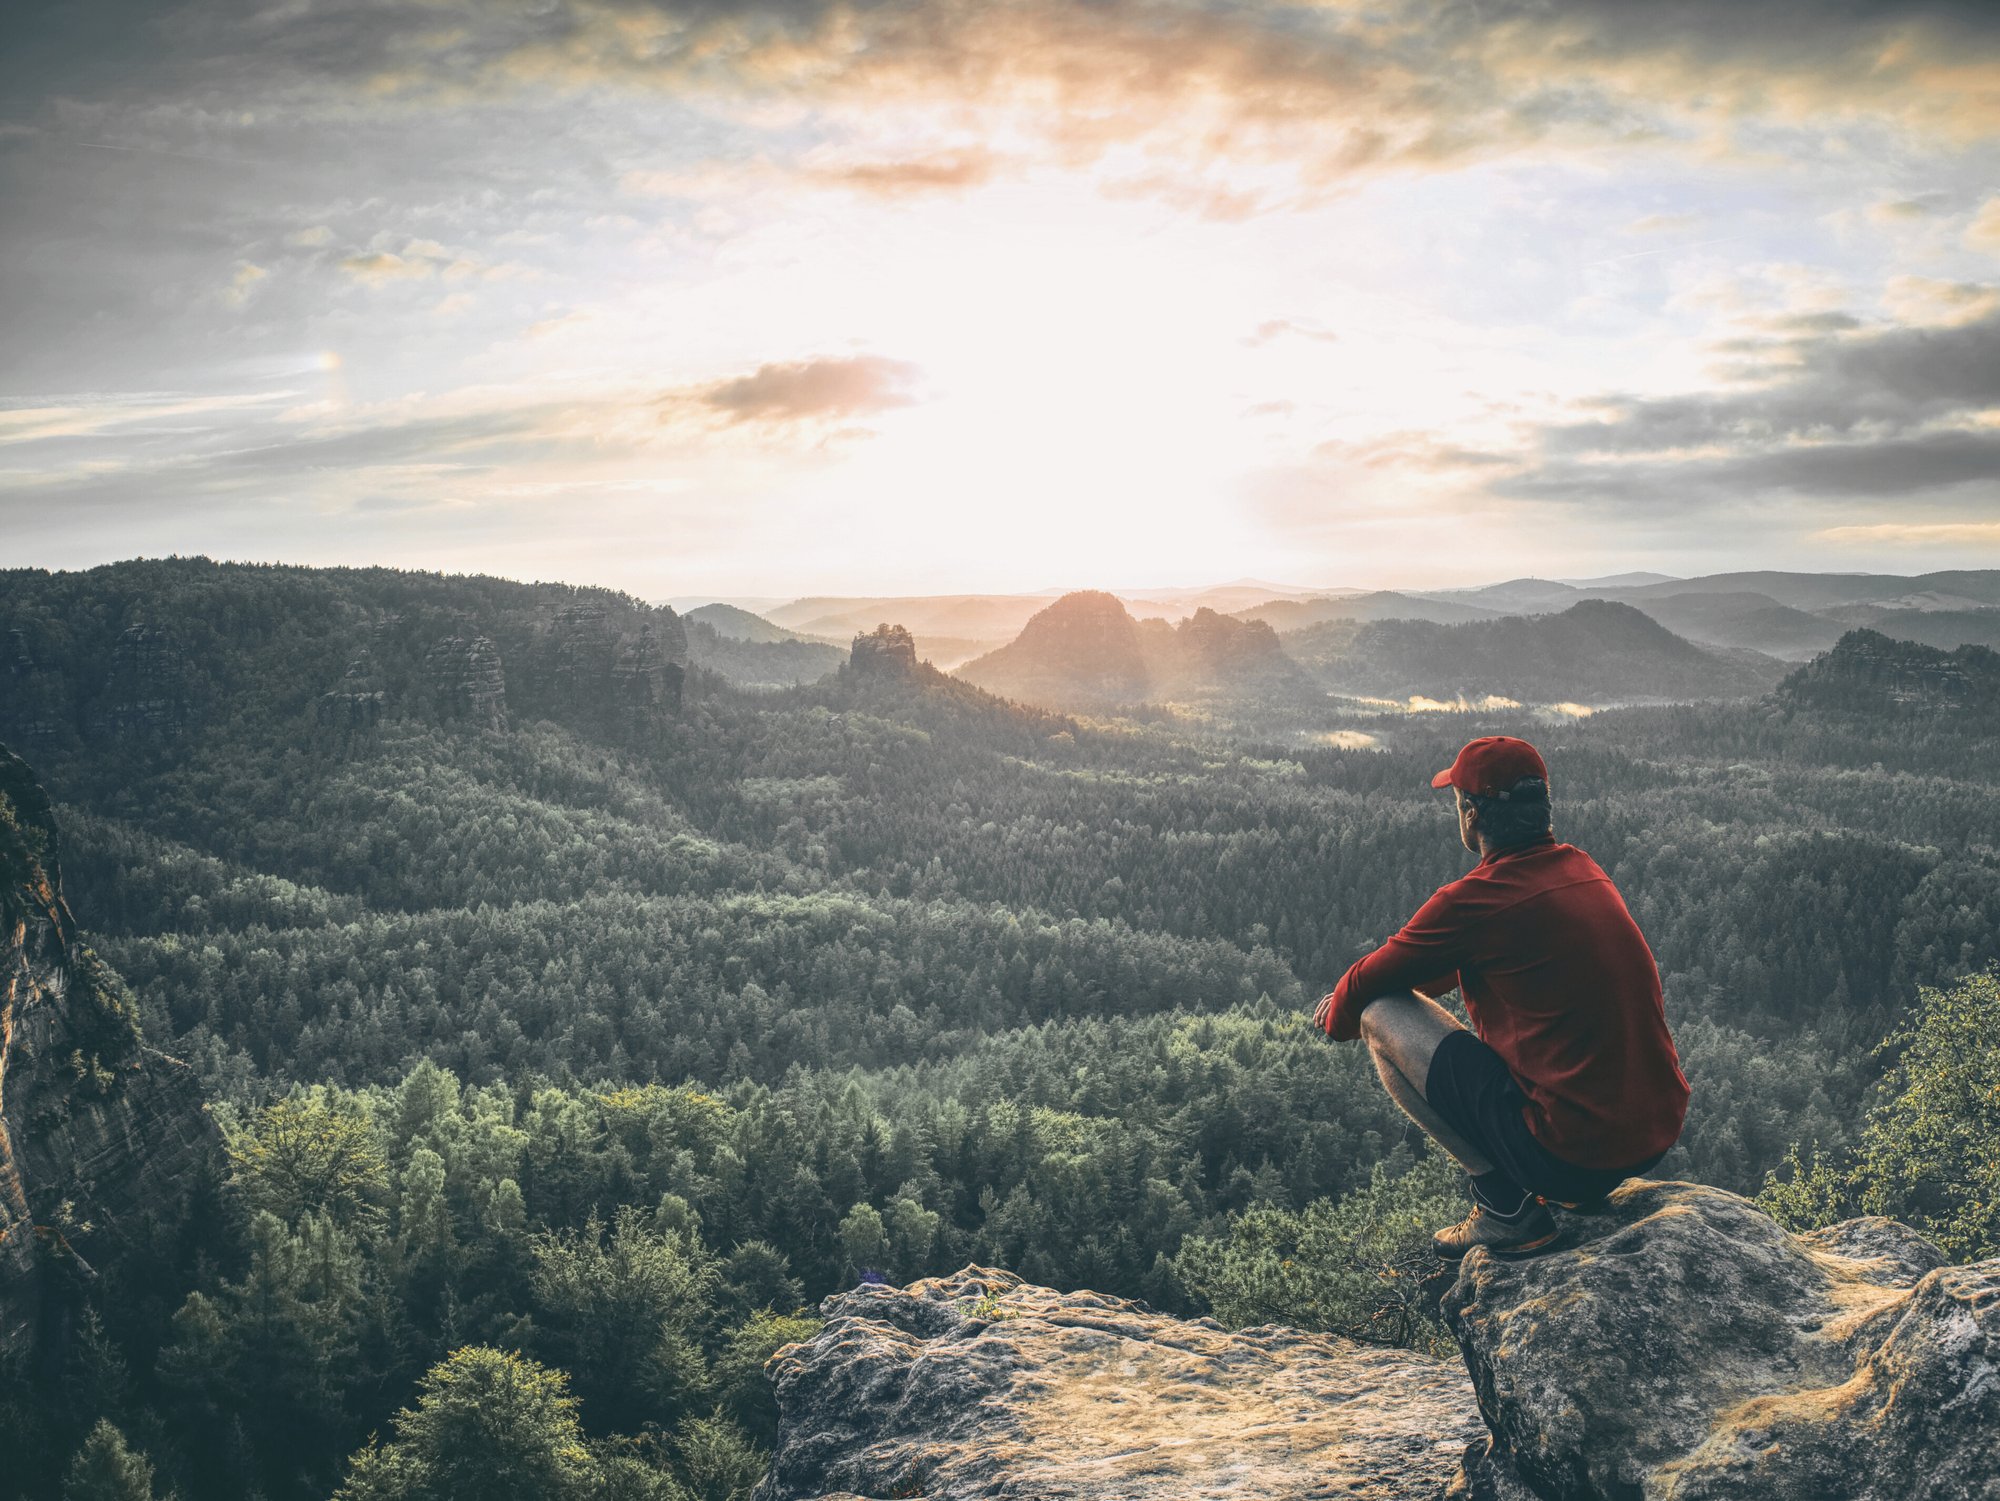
[4,1,1999,595]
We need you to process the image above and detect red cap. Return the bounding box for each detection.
[1430,735,1548,795]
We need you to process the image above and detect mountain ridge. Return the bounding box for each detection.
[954,592,1308,710]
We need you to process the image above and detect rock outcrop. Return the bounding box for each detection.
[424,632,509,730]
[91,623,194,738]
[1,630,69,753]
[315,654,388,749]
[611,618,684,727]
[1443,1179,1999,1501]
[1776,628,2000,717]
[760,1187,2000,1501]
[0,744,217,1357]
[540,604,686,735]
[848,623,922,678]
[757,1266,1490,1500]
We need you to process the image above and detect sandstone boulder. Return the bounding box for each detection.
[1442,1179,2000,1501]
[758,1265,1488,1501]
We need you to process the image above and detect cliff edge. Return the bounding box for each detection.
[0,743,217,1356]
[760,1183,1999,1501]
[757,1266,1489,1501]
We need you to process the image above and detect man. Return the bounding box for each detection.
[1314,735,1688,1258]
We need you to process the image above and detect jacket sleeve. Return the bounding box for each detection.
[1323,884,1473,1040]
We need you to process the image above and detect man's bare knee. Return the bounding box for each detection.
[1358,990,1423,1042]
[1360,991,1461,1085]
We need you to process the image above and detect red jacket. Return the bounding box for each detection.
[1325,835,1688,1170]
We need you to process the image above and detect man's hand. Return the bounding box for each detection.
[1313,990,1339,1036]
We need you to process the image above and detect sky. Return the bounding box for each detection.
[3,0,1999,599]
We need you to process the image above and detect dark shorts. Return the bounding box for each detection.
[1423,1030,1664,1203]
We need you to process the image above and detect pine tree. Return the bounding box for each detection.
[334,1346,598,1501]
[63,1421,155,1501]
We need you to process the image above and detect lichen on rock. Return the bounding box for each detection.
[1442,1179,2000,1501]
[757,1265,1488,1500]
[760,1189,1999,1501]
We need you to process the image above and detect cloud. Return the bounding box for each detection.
[1882,276,2000,326]
[1493,309,2000,509]
[1970,196,2000,253]
[223,260,268,307]
[339,251,436,284]
[19,0,2000,214]
[336,239,501,286]
[1869,192,1952,222]
[1819,520,2000,546]
[0,391,291,445]
[695,355,922,424]
[1548,311,2000,453]
[804,148,1001,196]
[1627,212,1703,234]
[1315,431,1513,473]
[1245,317,1341,347]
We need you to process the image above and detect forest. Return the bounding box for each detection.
[1,558,1996,1501]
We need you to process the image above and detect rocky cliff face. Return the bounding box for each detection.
[848,623,922,678]
[424,633,510,730]
[0,745,216,1357]
[315,653,388,750]
[759,1183,1999,1501]
[2,630,69,755]
[538,604,686,736]
[91,623,194,739]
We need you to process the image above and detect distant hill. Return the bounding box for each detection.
[1775,630,2000,717]
[955,592,1308,710]
[684,618,844,688]
[1112,581,1348,617]
[1625,592,1842,661]
[0,557,692,761]
[906,635,1000,672]
[1815,605,2000,654]
[1435,577,1588,613]
[769,594,1054,643]
[1619,570,2000,612]
[1236,591,1500,631]
[1287,600,1786,704]
[1556,571,1680,588]
[686,603,1007,675]
[687,602,816,644]
[1431,569,2000,619]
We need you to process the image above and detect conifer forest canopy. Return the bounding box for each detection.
[0,558,1996,1501]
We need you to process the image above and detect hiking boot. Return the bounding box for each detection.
[1431,1199,1561,1260]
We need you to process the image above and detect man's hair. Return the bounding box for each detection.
[1464,776,1553,848]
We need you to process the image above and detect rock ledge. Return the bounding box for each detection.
[758,1265,1485,1500]
[1444,1179,1999,1501]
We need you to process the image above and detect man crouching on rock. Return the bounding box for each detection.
[1315,735,1689,1259]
